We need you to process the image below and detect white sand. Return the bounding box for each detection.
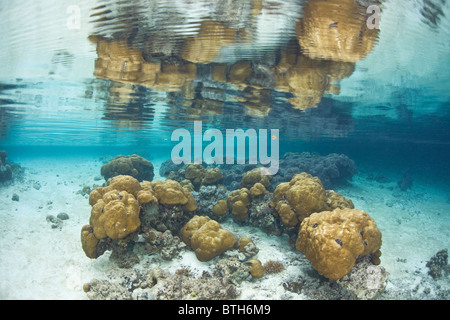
[0,155,449,300]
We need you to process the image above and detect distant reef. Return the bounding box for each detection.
[160,152,357,191]
[0,151,22,184]
[101,154,155,182]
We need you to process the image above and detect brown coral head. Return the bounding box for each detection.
[296,208,382,280]
[81,225,100,259]
[180,215,237,262]
[90,190,141,240]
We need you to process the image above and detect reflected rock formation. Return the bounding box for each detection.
[90,36,197,92]
[274,41,355,110]
[101,81,155,130]
[181,20,237,64]
[296,0,380,63]
[87,0,381,130]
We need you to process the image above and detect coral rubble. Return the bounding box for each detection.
[84,267,239,300]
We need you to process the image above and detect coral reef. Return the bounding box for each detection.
[336,256,389,300]
[184,163,206,186]
[84,267,239,300]
[0,151,13,183]
[249,182,268,197]
[0,151,23,184]
[179,215,211,245]
[80,152,385,299]
[215,257,252,284]
[239,167,272,190]
[89,175,142,206]
[397,169,413,191]
[84,278,132,300]
[290,255,388,300]
[238,236,259,259]
[147,268,239,300]
[212,199,228,220]
[159,152,356,192]
[191,185,228,219]
[426,249,449,280]
[246,258,265,279]
[272,172,329,228]
[272,172,354,229]
[180,179,195,192]
[152,179,198,211]
[238,236,253,252]
[202,167,224,185]
[82,175,198,266]
[273,152,356,190]
[138,180,197,234]
[247,193,282,235]
[220,163,255,191]
[227,188,252,222]
[81,225,101,259]
[83,254,388,300]
[101,154,154,182]
[184,163,224,189]
[90,190,141,239]
[141,228,185,261]
[296,208,382,280]
[159,159,252,192]
[108,236,140,268]
[159,159,185,178]
[325,190,355,210]
[180,215,237,261]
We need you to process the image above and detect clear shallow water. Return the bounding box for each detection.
[1,0,449,177]
[1,0,450,300]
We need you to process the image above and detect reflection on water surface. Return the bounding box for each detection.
[0,0,449,146]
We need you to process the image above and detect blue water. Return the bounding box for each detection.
[1,0,449,300]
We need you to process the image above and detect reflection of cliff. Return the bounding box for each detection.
[0,105,13,139]
[90,36,196,92]
[181,20,237,64]
[177,61,274,119]
[101,81,155,130]
[90,34,356,115]
[420,0,447,29]
[296,0,380,62]
[88,0,381,116]
[0,84,27,140]
[274,41,355,110]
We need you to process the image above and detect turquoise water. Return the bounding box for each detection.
[1,0,449,300]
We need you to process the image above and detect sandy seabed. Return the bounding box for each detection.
[0,155,449,300]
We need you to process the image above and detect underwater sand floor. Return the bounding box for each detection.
[0,155,449,300]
